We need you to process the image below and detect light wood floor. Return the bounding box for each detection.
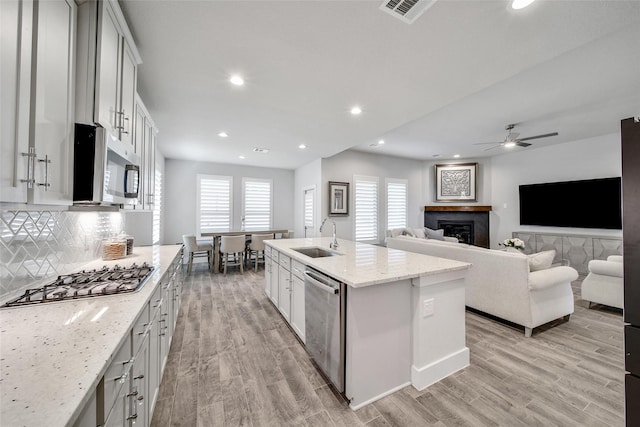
[150,265,624,427]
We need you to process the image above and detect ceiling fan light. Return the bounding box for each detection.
[504,141,517,148]
[512,0,536,10]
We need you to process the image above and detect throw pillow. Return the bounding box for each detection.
[412,228,426,238]
[388,227,405,238]
[528,250,556,271]
[425,227,445,241]
[401,228,415,237]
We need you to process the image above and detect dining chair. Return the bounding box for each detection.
[247,233,274,272]
[182,235,213,274]
[220,235,246,275]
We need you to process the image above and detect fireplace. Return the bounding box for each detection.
[424,206,491,248]
[438,221,474,245]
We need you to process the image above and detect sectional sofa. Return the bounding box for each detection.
[387,235,579,337]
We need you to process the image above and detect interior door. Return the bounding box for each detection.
[304,187,315,238]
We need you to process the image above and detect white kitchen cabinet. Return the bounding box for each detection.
[76,0,141,148]
[130,334,149,427]
[270,250,279,305]
[1,0,76,205]
[1,0,33,203]
[290,260,305,342]
[278,263,291,322]
[93,0,137,146]
[131,94,157,210]
[264,247,272,297]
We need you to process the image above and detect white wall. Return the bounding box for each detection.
[489,132,622,248]
[164,159,295,245]
[320,150,425,243]
[294,159,322,239]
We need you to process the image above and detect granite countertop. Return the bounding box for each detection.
[0,244,182,427]
[265,237,470,287]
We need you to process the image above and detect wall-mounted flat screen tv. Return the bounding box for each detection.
[519,177,622,229]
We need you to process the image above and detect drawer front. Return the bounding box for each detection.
[279,253,291,270]
[291,259,305,279]
[103,339,132,415]
[266,245,272,257]
[271,249,279,264]
[132,303,150,354]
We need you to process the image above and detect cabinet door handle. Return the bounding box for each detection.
[134,374,144,380]
[37,155,51,190]
[126,391,138,398]
[20,148,36,188]
[126,414,138,421]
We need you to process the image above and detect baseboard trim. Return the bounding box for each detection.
[411,347,469,391]
[348,381,412,410]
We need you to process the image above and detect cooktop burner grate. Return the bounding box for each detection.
[2,263,155,308]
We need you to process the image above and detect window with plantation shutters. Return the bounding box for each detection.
[242,178,272,231]
[354,175,378,242]
[304,187,315,237]
[197,175,232,234]
[387,178,408,230]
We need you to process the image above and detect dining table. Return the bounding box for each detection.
[202,229,291,272]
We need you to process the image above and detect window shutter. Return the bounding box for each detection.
[304,190,314,228]
[387,179,408,230]
[243,178,272,231]
[354,176,378,242]
[198,175,232,233]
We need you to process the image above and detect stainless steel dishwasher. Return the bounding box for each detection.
[304,266,346,393]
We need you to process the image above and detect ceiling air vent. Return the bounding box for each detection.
[380,0,437,24]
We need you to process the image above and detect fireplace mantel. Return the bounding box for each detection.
[424,206,492,212]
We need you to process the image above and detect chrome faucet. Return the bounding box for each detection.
[320,217,339,249]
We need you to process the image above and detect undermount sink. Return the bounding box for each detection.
[292,247,342,258]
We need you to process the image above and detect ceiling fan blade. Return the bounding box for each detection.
[518,132,558,142]
[473,142,503,145]
[515,141,532,148]
[483,144,503,151]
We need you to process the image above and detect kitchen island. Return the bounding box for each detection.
[264,237,471,409]
[0,245,183,427]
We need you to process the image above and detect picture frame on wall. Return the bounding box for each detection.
[435,163,478,202]
[329,181,349,216]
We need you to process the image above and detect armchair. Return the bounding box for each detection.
[581,255,623,309]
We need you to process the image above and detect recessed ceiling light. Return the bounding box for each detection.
[253,147,269,154]
[453,154,460,158]
[218,131,228,138]
[350,106,362,115]
[512,0,536,10]
[238,155,245,159]
[504,141,517,148]
[229,75,244,86]
[298,144,307,149]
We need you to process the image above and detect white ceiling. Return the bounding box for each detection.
[120,0,640,170]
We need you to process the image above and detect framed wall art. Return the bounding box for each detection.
[329,181,349,216]
[435,163,478,202]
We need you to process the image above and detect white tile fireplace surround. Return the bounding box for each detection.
[0,209,125,301]
[424,206,491,248]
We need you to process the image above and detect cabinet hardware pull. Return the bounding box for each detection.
[20,148,37,188]
[37,155,51,190]
[126,391,138,397]
[137,395,144,402]
[126,414,138,421]
[134,374,144,380]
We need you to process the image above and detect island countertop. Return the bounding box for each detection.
[265,237,470,287]
[0,244,182,427]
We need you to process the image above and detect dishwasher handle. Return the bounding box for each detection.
[304,270,339,294]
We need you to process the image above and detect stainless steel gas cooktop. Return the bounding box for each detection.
[2,263,154,308]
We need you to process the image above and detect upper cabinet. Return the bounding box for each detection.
[1,0,77,204]
[76,0,141,149]
[132,94,157,211]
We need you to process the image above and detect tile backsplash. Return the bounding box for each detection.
[0,209,125,300]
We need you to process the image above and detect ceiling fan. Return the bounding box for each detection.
[474,124,558,151]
